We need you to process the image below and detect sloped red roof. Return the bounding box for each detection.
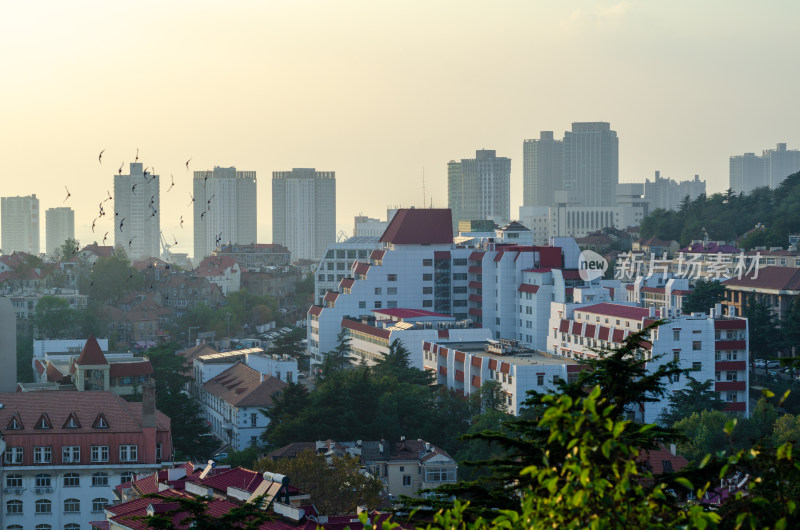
[518,284,540,293]
[379,209,453,245]
[76,335,108,366]
[722,266,800,291]
[202,363,287,408]
[195,255,239,277]
[341,319,391,339]
[579,303,651,320]
[110,360,154,378]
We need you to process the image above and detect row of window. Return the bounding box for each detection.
[4,445,138,464]
[6,497,108,515]
[5,471,134,489]
[7,525,77,530]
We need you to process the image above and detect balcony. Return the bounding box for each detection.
[715,340,746,351]
[715,381,746,392]
[715,360,746,371]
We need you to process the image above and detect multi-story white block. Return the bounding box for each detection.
[1,195,40,255]
[45,207,75,258]
[272,168,335,261]
[314,236,382,305]
[193,166,257,261]
[114,163,160,260]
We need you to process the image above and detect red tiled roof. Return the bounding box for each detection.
[202,363,287,408]
[339,278,355,289]
[537,246,563,268]
[110,360,154,378]
[76,335,108,366]
[379,208,453,245]
[722,266,800,291]
[324,291,339,302]
[598,326,610,341]
[372,308,452,319]
[494,252,504,262]
[637,446,689,475]
[195,255,239,277]
[518,284,540,293]
[354,262,370,275]
[308,305,323,316]
[559,319,569,333]
[579,303,651,320]
[370,249,385,261]
[468,252,484,261]
[612,329,625,343]
[200,467,263,493]
[46,363,66,383]
[342,319,392,339]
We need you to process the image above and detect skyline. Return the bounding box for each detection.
[2,1,799,257]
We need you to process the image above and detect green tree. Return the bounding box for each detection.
[658,375,725,426]
[683,279,726,314]
[33,295,77,339]
[320,328,352,377]
[54,238,80,261]
[745,295,784,359]
[85,252,143,304]
[783,298,800,358]
[147,343,217,459]
[372,338,433,387]
[773,413,800,447]
[254,450,384,515]
[673,409,731,463]
[137,493,271,529]
[220,446,262,469]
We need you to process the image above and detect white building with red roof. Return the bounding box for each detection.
[0,385,171,530]
[547,301,749,422]
[195,255,241,295]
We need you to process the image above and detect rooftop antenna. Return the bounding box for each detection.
[422,168,426,209]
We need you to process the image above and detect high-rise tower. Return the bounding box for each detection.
[563,122,618,207]
[1,194,40,254]
[45,207,75,257]
[448,149,511,228]
[193,166,257,260]
[272,168,336,261]
[523,131,564,207]
[114,163,160,260]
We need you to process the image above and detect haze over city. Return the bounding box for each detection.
[2,0,799,257]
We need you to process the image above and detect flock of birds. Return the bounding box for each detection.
[62,148,222,256]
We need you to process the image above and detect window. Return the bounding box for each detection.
[387,274,397,281]
[692,341,702,351]
[33,446,52,464]
[422,259,433,266]
[35,524,52,530]
[156,443,163,462]
[250,413,258,427]
[6,500,22,515]
[250,436,258,447]
[673,330,680,341]
[358,301,366,309]
[64,498,80,513]
[92,473,109,487]
[91,445,109,463]
[63,473,80,487]
[5,475,21,491]
[727,371,738,381]
[6,416,22,430]
[120,471,135,484]
[65,525,80,530]
[92,498,109,513]
[692,362,702,371]
[726,392,738,403]
[422,273,433,281]
[387,287,397,295]
[35,499,52,514]
[537,374,544,386]
[62,445,80,463]
[374,287,382,295]
[425,467,456,482]
[403,475,412,486]
[4,447,22,464]
[374,301,382,309]
[673,350,680,362]
[35,473,51,488]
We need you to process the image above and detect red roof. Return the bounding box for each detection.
[308,305,323,316]
[370,249,386,260]
[195,255,239,277]
[434,251,451,259]
[722,266,800,291]
[468,252,484,261]
[579,303,651,320]
[379,208,453,245]
[109,360,154,378]
[339,278,354,289]
[76,335,108,366]
[354,262,370,275]
[372,308,452,319]
[202,364,287,408]
[518,284,540,293]
[598,326,610,341]
[341,319,391,339]
[468,266,482,274]
[323,291,339,302]
[559,319,569,333]
[538,246,563,268]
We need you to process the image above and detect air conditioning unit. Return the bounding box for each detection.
[34,487,44,494]
[14,489,22,495]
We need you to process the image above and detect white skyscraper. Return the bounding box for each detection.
[563,122,619,207]
[114,162,160,260]
[1,194,40,255]
[193,166,257,260]
[45,206,75,257]
[272,168,336,261]
[523,131,563,208]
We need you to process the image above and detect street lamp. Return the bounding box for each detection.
[188,326,200,347]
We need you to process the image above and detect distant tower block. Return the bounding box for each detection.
[0,298,17,392]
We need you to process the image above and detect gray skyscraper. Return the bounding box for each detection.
[563,122,619,207]
[448,149,511,227]
[193,166,257,260]
[45,207,75,257]
[729,153,767,194]
[272,168,336,261]
[114,163,160,260]
[523,131,563,207]
[1,194,40,255]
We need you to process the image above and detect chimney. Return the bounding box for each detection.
[648,306,656,318]
[669,443,676,456]
[141,382,157,463]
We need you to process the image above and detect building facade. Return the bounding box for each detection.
[730,143,800,194]
[193,166,257,261]
[0,386,171,529]
[314,236,382,305]
[644,171,706,211]
[523,131,564,208]
[563,122,619,207]
[45,207,75,258]
[113,163,160,260]
[448,150,511,228]
[1,195,40,255]
[272,168,336,261]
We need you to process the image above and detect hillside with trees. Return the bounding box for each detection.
[639,170,800,248]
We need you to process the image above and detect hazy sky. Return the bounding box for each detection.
[2,1,798,258]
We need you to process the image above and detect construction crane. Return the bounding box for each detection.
[159,231,172,262]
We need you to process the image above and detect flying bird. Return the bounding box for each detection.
[91,218,97,233]
[118,162,124,175]
[98,204,105,217]
[119,217,126,231]
[204,170,210,186]
[103,232,108,245]
[172,234,178,245]
[180,216,184,228]
[135,148,139,162]
[187,193,195,207]
[104,190,112,203]
[167,174,175,192]
[150,194,155,205]
[128,236,136,249]
[63,186,71,203]
[185,157,192,170]
[207,194,215,210]
[200,211,206,221]
[215,232,223,246]
[98,149,105,164]
[131,182,138,193]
